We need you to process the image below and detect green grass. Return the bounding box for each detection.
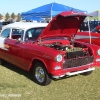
[0,62,100,100]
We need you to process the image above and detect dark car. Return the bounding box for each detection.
[0,22,2,30]
[0,21,11,30]
[91,25,100,33]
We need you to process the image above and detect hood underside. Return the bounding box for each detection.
[37,11,87,40]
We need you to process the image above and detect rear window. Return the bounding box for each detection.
[91,28,96,32]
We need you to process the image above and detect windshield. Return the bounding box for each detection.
[25,27,45,41]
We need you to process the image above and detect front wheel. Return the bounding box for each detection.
[33,63,51,86]
[0,59,5,65]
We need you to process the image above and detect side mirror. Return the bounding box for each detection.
[17,38,22,42]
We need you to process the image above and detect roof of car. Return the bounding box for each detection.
[2,22,48,30]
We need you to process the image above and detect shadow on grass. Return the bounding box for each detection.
[2,62,36,83]
[2,61,79,85]
[52,74,78,82]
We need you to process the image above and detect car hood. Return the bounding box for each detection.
[37,11,87,41]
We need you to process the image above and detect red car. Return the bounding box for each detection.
[0,11,100,86]
[91,25,100,33]
[76,25,100,45]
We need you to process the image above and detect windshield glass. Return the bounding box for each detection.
[25,27,45,41]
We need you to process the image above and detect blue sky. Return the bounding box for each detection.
[0,0,100,15]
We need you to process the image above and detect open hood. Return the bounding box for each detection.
[37,11,87,41]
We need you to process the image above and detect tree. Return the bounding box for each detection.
[16,13,21,22]
[0,13,3,20]
[5,12,10,21]
[11,12,16,21]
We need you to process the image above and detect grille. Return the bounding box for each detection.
[67,51,86,59]
[63,55,94,69]
[66,47,86,59]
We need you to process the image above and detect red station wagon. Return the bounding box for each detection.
[0,11,100,86]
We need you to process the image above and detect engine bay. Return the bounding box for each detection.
[41,41,92,59]
[39,40,94,69]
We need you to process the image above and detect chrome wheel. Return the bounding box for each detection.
[33,63,51,86]
[35,66,45,83]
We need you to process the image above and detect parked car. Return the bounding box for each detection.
[75,25,100,46]
[80,22,94,31]
[91,25,100,33]
[79,21,100,32]
[0,22,2,30]
[0,21,11,31]
[0,11,100,86]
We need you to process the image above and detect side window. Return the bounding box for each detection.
[12,29,24,40]
[1,28,11,38]
[91,28,96,32]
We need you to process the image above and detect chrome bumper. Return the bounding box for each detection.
[52,67,95,79]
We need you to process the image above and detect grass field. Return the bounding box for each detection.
[0,62,100,100]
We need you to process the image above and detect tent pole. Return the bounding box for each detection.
[87,17,92,44]
[50,2,54,20]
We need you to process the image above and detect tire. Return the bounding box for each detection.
[0,59,2,65]
[33,63,51,86]
[0,59,5,65]
[80,71,93,76]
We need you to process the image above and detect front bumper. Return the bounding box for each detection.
[52,67,95,79]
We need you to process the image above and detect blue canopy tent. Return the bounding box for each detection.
[22,16,43,21]
[21,2,86,20]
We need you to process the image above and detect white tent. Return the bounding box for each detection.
[88,10,100,20]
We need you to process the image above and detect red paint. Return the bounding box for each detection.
[0,11,100,79]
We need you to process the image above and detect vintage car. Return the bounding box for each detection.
[0,21,11,31]
[75,25,100,45]
[91,25,100,33]
[0,11,100,86]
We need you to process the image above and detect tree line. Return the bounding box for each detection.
[0,12,21,22]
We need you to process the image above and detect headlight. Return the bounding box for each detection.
[97,49,100,55]
[65,47,69,51]
[55,54,62,62]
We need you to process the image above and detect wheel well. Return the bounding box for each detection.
[29,59,46,72]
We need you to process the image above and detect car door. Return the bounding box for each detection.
[21,27,45,70]
[4,28,25,68]
[0,28,12,61]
